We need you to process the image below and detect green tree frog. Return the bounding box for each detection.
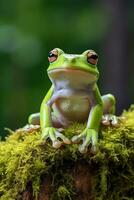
[28,48,118,153]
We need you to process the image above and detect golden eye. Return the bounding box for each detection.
[48,49,58,63]
[87,50,98,65]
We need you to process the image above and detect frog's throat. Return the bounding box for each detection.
[48,67,99,87]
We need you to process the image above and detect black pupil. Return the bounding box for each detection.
[48,52,56,58]
[89,54,98,60]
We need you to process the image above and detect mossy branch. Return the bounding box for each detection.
[0,106,134,200]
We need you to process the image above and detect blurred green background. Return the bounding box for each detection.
[1,0,134,137]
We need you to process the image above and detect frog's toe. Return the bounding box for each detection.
[74,129,98,154]
[41,129,49,140]
[91,145,99,154]
[111,115,119,127]
[52,140,62,148]
[71,131,86,143]
[78,137,90,153]
[17,124,40,133]
[102,114,119,127]
[78,144,88,154]
[79,142,98,154]
[102,115,110,125]
[41,128,62,148]
[71,135,82,143]
[91,130,98,147]
[56,132,71,144]
[80,129,98,154]
[49,130,63,148]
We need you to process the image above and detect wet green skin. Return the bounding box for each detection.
[29,48,117,153]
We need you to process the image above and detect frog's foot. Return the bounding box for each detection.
[72,128,98,154]
[17,124,40,133]
[41,127,71,148]
[102,114,120,127]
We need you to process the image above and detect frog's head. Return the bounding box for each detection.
[47,48,99,85]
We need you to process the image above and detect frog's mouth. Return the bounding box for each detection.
[48,67,99,85]
[48,67,99,76]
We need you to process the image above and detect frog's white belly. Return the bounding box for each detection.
[52,94,91,125]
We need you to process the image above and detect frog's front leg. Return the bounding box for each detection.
[72,85,103,153]
[41,126,71,148]
[40,85,71,148]
[28,112,70,147]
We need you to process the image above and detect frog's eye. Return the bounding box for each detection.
[87,50,98,65]
[48,49,58,63]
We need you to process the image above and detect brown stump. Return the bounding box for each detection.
[23,161,94,200]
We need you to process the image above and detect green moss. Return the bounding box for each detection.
[0,107,134,200]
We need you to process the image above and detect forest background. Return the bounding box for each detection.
[1,0,134,137]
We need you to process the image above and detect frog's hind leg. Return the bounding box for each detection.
[20,113,40,132]
[102,94,115,115]
[102,94,118,126]
[28,113,40,125]
[28,112,63,128]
